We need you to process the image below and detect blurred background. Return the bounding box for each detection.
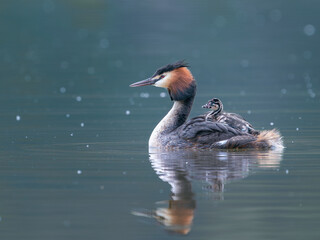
[0,0,319,240]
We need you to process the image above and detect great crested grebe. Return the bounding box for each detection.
[202,98,259,135]
[130,61,283,149]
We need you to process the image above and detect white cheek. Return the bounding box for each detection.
[153,73,170,88]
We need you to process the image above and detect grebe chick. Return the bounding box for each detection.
[202,98,222,121]
[130,61,283,150]
[202,98,259,135]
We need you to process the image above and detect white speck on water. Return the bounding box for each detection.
[304,24,316,36]
[247,110,252,114]
[70,133,74,137]
[88,67,95,75]
[270,122,274,126]
[77,170,82,175]
[307,89,316,98]
[303,50,312,60]
[25,136,28,139]
[59,87,66,93]
[281,88,287,94]
[125,110,130,115]
[298,117,302,120]
[269,9,282,22]
[296,128,299,131]
[140,92,150,98]
[99,38,109,49]
[292,141,294,143]
[66,114,70,118]
[86,144,89,148]
[80,122,84,127]
[240,59,249,68]
[285,169,289,174]
[122,171,127,175]
[16,115,21,121]
[160,92,166,98]
[76,96,82,102]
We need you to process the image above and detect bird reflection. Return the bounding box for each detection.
[132,148,283,235]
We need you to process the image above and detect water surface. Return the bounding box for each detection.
[0,1,320,239]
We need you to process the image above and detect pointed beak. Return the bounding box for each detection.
[129,78,155,87]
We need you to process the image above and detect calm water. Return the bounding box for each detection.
[0,1,320,239]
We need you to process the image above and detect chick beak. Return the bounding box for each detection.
[202,104,210,109]
[130,78,155,87]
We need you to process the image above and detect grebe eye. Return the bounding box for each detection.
[159,75,165,79]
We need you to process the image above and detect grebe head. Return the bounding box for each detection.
[130,61,196,101]
[202,98,221,110]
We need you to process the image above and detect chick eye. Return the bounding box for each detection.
[159,75,165,79]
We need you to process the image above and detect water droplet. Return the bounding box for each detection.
[247,110,252,114]
[77,170,82,175]
[298,117,302,120]
[125,110,130,115]
[66,114,70,118]
[86,144,89,148]
[307,89,316,98]
[140,92,150,98]
[100,185,105,190]
[76,96,82,102]
[16,115,21,121]
[80,122,84,127]
[70,133,74,136]
[270,122,274,126]
[122,171,127,175]
[60,87,66,93]
[281,88,287,94]
[304,24,316,36]
[285,169,289,174]
[160,92,166,98]
[296,128,299,131]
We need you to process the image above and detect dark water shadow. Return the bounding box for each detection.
[132,148,283,235]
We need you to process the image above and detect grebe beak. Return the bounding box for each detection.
[130,78,156,87]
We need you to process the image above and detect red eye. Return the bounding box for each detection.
[159,75,165,79]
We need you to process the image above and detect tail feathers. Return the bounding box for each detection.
[256,129,284,149]
[211,129,284,150]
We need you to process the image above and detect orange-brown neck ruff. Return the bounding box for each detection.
[168,67,196,101]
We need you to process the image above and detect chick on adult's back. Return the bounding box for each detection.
[130,61,283,150]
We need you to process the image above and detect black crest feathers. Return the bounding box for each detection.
[152,60,189,77]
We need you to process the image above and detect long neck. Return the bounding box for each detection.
[149,96,195,147]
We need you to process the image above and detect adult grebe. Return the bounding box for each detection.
[130,61,283,149]
[202,98,259,135]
